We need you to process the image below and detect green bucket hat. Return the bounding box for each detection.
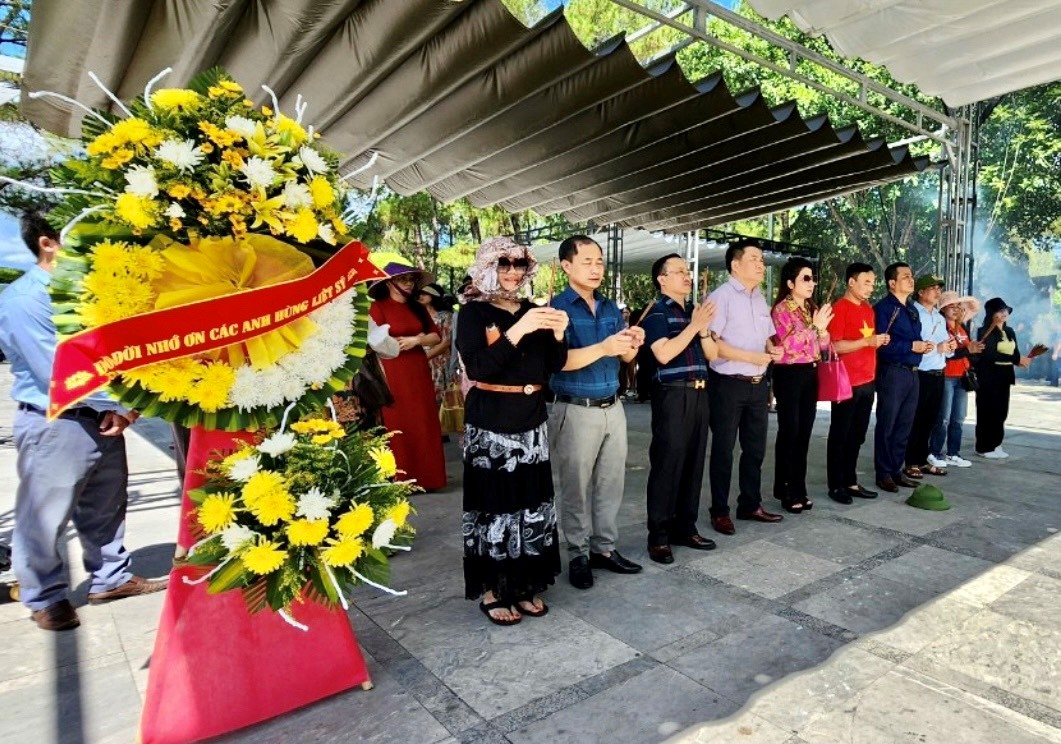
[915,274,944,293]
[906,483,951,511]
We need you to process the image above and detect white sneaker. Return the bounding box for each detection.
[994,448,1010,459]
[927,454,949,470]
[977,450,1007,460]
[946,455,972,468]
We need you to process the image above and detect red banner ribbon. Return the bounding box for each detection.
[49,240,388,418]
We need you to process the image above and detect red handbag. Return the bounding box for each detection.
[817,344,853,403]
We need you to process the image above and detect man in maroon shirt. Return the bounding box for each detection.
[825,262,891,504]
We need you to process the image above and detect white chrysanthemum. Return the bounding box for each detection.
[371,519,398,550]
[251,367,289,408]
[240,156,277,190]
[295,487,335,521]
[281,181,313,209]
[124,164,158,197]
[155,138,204,172]
[258,431,297,458]
[227,454,261,482]
[227,365,262,410]
[163,202,186,219]
[219,524,257,552]
[279,373,306,402]
[317,223,336,244]
[224,115,257,139]
[298,146,328,174]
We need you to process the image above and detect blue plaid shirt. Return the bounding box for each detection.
[550,287,623,398]
[641,295,709,382]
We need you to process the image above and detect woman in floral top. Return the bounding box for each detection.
[770,258,833,513]
[417,283,454,400]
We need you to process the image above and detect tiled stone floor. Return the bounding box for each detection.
[1,364,1059,743]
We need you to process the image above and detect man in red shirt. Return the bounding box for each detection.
[825,263,891,504]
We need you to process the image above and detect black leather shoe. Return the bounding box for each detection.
[896,474,920,488]
[876,477,899,493]
[647,545,674,564]
[852,485,878,499]
[671,534,717,551]
[828,488,854,505]
[569,555,593,589]
[589,550,643,574]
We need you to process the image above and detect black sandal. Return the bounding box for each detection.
[516,596,549,618]
[799,496,814,511]
[780,498,804,514]
[479,600,521,626]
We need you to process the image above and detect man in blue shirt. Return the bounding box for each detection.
[873,261,934,493]
[0,213,166,632]
[640,253,719,564]
[550,236,644,589]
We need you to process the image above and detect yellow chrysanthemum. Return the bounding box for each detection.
[308,176,334,209]
[186,362,235,412]
[273,114,308,146]
[101,148,135,169]
[208,79,243,99]
[110,118,160,147]
[320,536,365,567]
[241,540,287,575]
[331,216,349,235]
[209,191,245,215]
[240,470,287,507]
[368,446,398,478]
[77,300,126,327]
[167,183,192,199]
[249,487,296,527]
[114,192,158,230]
[198,492,237,533]
[199,120,241,147]
[221,148,245,168]
[150,88,202,111]
[287,208,319,243]
[335,504,374,539]
[286,519,329,546]
[86,130,121,155]
[149,361,198,402]
[386,500,412,529]
[127,246,166,280]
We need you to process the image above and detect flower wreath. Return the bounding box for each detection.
[41,68,371,429]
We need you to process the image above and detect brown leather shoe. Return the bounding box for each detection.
[31,599,80,631]
[876,477,899,493]
[87,575,169,604]
[672,534,717,551]
[736,507,784,523]
[896,474,920,488]
[711,516,736,535]
[647,545,674,564]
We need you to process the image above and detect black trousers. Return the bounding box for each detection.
[771,363,819,503]
[708,373,768,518]
[874,363,919,480]
[646,385,710,546]
[975,367,1013,453]
[827,381,875,490]
[906,371,944,468]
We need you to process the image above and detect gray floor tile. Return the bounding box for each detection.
[990,573,1061,628]
[792,572,939,635]
[868,544,996,595]
[765,518,905,566]
[686,541,844,599]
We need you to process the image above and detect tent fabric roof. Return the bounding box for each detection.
[746,0,1061,107]
[22,0,933,233]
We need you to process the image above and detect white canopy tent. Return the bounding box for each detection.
[745,0,1061,107]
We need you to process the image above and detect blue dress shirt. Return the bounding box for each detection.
[550,286,622,398]
[914,302,952,372]
[0,266,123,413]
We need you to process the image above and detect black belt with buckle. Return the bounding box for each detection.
[727,374,765,384]
[921,369,944,376]
[554,393,618,408]
[886,362,919,372]
[659,379,708,390]
[18,402,102,421]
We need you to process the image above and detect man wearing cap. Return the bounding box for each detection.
[873,262,934,493]
[549,235,645,588]
[706,239,784,535]
[904,275,957,478]
[641,253,719,564]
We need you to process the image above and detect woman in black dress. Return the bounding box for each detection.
[974,297,1031,458]
[457,237,569,626]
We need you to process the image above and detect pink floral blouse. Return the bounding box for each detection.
[772,298,830,364]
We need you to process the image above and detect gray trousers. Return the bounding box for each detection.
[12,408,132,611]
[548,401,627,559]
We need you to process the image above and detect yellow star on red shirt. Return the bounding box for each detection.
[859,321,874,338]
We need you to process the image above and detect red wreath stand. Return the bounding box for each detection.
[140,427,371,743]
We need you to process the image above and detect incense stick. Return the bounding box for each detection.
[548,258,557,304]
[700,268,711,303]
[884,307,902,335]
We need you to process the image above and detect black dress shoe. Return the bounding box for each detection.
[735,507,784,523]
[671,534,716,551]
[647,545,674,564]
[589,550,643,573]
[896,474,920,488]
[828,488,854,505]
[569,555,593,589]
[876,477,899,493]
[851,485,878,499]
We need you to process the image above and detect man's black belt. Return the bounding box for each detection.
[885,362,919,372]
[722,373,765,384]
[554,393,618,408]
[920,369,944,376]
[659,379,708,390]
[18,402,102,421]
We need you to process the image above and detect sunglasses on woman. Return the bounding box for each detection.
[497,257,530,271]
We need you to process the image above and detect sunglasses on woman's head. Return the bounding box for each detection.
[497,257,530,271]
